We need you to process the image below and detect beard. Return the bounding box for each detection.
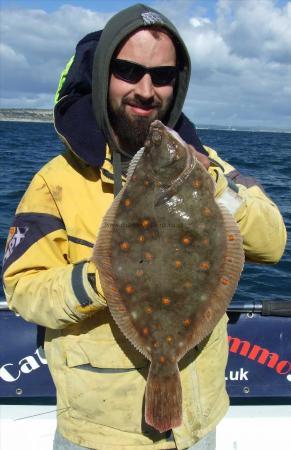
[108,96,171,156]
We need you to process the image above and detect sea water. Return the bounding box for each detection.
[0,121,290,302]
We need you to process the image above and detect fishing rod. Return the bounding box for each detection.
[227,300,291,316]
[1,298,291,316]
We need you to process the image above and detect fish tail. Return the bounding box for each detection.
[145,363,182,433]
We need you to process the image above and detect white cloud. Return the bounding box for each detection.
[0,43,28,66]
[155,0,291,128]
[0,5,111,105]
[190,17,211,28]
[0,0,290,128]
[0,44,30,98]
[217,0,291,64]
[0,93,53,109]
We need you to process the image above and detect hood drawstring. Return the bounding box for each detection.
[113,150,122,197]
[112,148,135,197]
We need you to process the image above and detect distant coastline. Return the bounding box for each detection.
[0,109,53,123]
[0,108,290,133]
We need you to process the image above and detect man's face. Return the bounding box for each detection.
[108,29,176,153]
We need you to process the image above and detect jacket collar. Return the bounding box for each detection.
[99,145,126,185]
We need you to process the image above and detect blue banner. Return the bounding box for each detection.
[0,310,290,399]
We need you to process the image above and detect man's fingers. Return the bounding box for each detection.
[187,144,210,170]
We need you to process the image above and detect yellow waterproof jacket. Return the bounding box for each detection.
[3,145,286,450]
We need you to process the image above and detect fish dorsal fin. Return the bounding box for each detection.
[126,147,145,179]
[92,145,152,361]
[178,201,244,360]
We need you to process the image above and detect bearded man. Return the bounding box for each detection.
[3,4,286,450]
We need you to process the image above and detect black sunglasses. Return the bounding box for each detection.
[111,59,177,86]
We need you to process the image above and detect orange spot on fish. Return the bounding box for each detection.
[144,252,154,261]
[202,238,209,246]
[142,219,150,228]
[162,297,171,305]
[125,284,134,294]
[124,198,131,207]
[138,235,145,243]
[221,277,230,285]
[183,319,191,327]
[192,179,202,189]
[142,327,149,336]
[166,336,173,344]
[175,260,182,268]
[159,356,166,364]
[203,207,211,217]
[120,242,129,251]
[144,179,150,187]
[182,236,192,245]
[228,234,235,241]
[145,306,153,314]
[200,261,210,271]
[136,269,144,277]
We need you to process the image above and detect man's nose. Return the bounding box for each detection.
[134,73,155,99]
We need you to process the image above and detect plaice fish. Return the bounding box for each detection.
[92,120,244,433]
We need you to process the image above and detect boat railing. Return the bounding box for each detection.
[1,298,291,315]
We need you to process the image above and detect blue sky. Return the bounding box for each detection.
[1,0,291,129]
[2,0,218,15]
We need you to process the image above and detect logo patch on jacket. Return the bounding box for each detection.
[4,226,29,263]
[141,11,164,26]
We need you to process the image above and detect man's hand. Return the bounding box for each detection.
[188,144,210,170]
[188,144,227,196]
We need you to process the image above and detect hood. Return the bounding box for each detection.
[53,6,206,173]
[92,3,191,153]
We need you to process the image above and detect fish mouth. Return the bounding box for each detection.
[150,120,164,128]
[149,120,164,145]
[143,120,164,151]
